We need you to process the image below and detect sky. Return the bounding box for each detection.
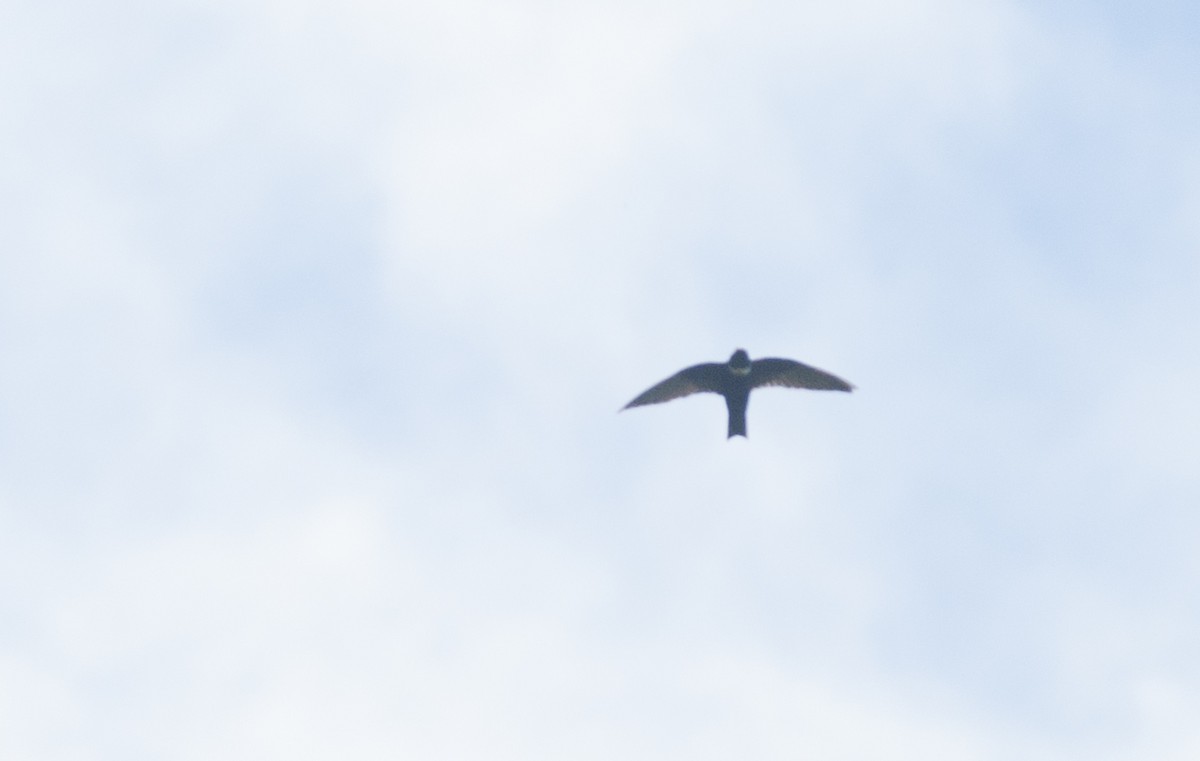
[2,0,1200,758]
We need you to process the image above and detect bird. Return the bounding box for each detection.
[621,349,853,439]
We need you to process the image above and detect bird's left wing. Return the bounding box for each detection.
[750,358,854,392]
[622,363,726,409]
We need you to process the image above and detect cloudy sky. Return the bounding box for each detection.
[3,0,1200,758]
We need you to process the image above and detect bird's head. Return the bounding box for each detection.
[729,349,751,375]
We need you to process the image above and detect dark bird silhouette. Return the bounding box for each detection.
[621,349,853,438]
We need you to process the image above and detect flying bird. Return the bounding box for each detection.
[621,349,853,438]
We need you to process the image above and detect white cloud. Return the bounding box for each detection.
[3,0,1200,758]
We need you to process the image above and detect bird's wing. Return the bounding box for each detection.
[750,358,854,392]
[622,363,727,409]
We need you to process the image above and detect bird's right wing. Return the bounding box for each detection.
[621,363,726,409]
[750,357,854,392]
